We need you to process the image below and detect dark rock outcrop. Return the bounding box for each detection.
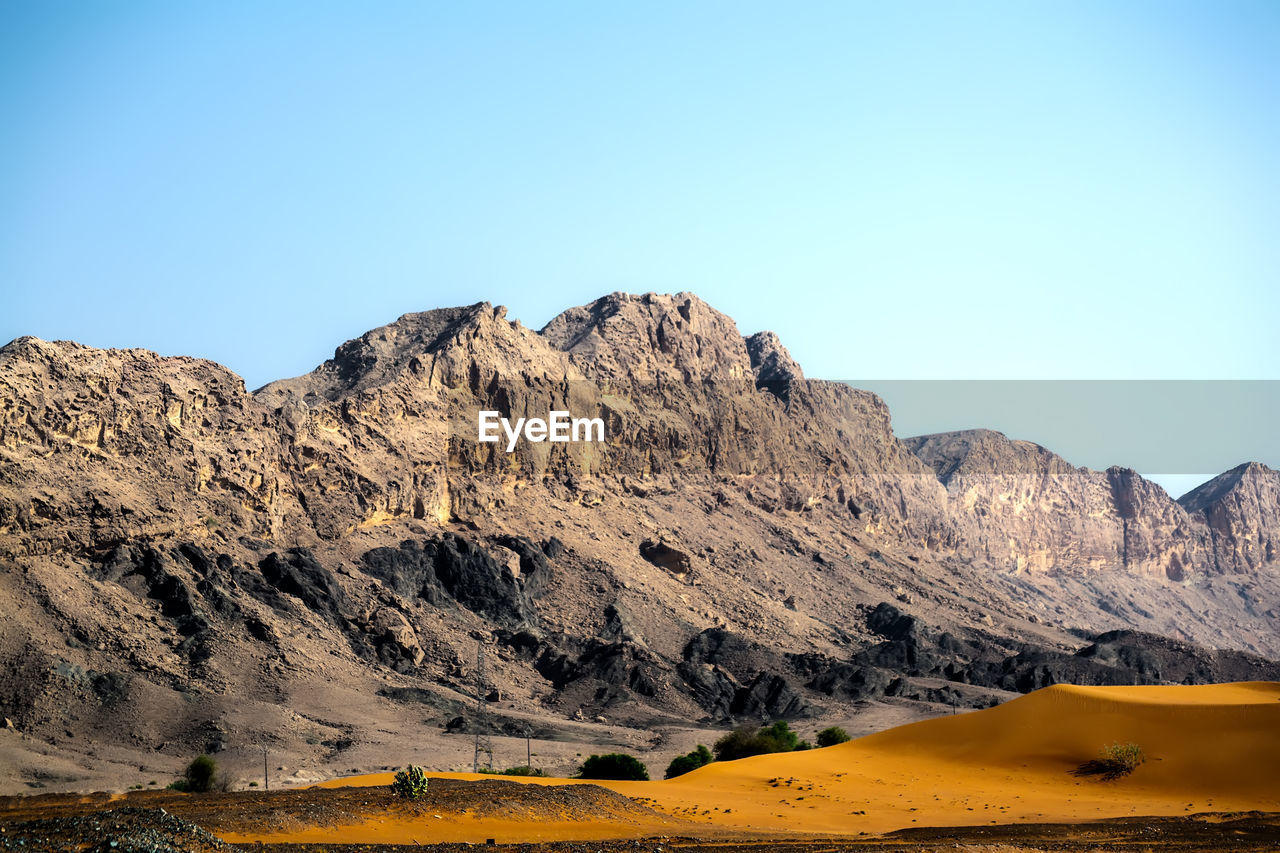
[360,535,537,627]
[259,548,349,625]
[639,539,692,577]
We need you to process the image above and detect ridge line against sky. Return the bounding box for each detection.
[2,1,1278,492]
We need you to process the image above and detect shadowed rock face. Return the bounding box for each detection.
[744,330,803,402]
[360,534,542,628]
[0,291,1277,781]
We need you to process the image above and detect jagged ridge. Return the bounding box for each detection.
[0,291,1278,793]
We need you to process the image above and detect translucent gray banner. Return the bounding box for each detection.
[846,380,1280,498]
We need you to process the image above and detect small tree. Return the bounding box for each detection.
[759,720,800,751]
[712,726,758,761]
[577,753,649,781]
[816,726,851,747]
[714,720,803,761]
[392,765,430,798]
[664,744,713,779]
[184,755,217,793]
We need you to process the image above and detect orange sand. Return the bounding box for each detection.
[226,682,1280,844]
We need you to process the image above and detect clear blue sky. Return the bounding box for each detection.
[3,4,1278,441]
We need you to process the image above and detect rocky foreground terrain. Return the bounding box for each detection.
[1,292,1277,792]
[5,787,1279,853]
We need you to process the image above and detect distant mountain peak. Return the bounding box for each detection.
[1179,461,1278,514]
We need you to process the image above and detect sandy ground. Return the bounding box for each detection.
[0,678,665,794]
[3,682,1277,850]
[0,688,953,797]
[240,682,1280,844]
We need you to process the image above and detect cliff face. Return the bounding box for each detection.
[0,337,296,552]
[248,293,954,547]
[1180,462,1280,574]
[903,430,1220,580]
[1,291,1278,792]
[6,293,1272,582]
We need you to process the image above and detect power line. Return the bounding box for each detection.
[472,639,493,773]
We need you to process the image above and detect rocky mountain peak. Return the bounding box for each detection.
[745,331,803,400]
[0,335,55,362]
[1179,462,1277,515]
[256,302,577,403]
[0,336,248,399]
[1104,466,1172,520]
[1178,462,1280,573]
[903,429,1070,487]
[540,291,754,382]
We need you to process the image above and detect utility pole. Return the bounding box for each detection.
[262,745,269,791]
[472,639,493,773]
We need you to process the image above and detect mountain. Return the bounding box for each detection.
[905,429,1214,579]
[1,292,1277,792]
[1179,462,1280,573]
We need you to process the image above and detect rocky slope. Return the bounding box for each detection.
[0,292,1277,792]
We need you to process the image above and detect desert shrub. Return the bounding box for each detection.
[504,766,547,777]
[577,753,649,781]
[714,720,802,761]
[1074,742,1144,780]
[816,726,851,747]
[391,765,430,798]
[184,755,217,793]
[477,765,548,777]
[761,720,800,751]
[711,726,757,761]
[1101,742,1145,772]
[664,744,713,779]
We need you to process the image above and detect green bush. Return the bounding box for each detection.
[762,720,801,751]
[816,726,851,747]
[184,755,217,793]
[712,726,758,761]
[664,744,713,779]
[713,720,803,761]
[391,765,430,798]
[1074,742,1145,780]
[576,753,649,781]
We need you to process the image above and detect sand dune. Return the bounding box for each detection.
[624,680,1280,834]
[246,682,1280,843]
